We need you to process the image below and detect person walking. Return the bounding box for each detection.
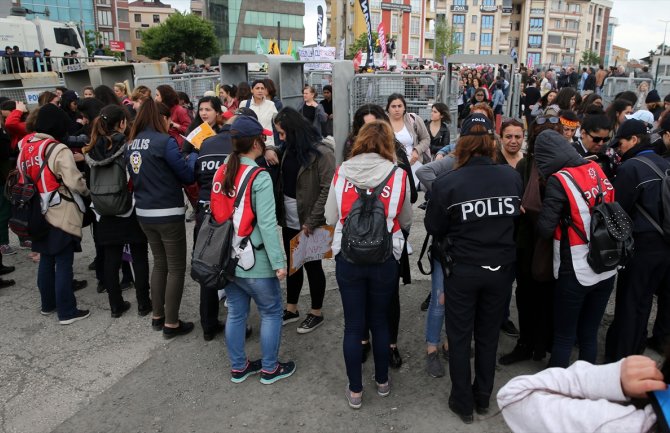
[126,98,196,338]
[325,120,412,409]
[426,114,522,423]
[239,80,278,148]
[209,115,294,384]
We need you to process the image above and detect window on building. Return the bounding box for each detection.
[410,37,420,56]
[153,14,160,23]
[596,24,601,35]
[472,15,477,24]
[100,31,113,45]
[527,52,541,65]
[135,30,142,39]
[589,5,593,14]
[480,50,491,55]
[553,19,560,28]
[482,15,494,29]
[482,0,495,5]
[528,35,542,47]
[568,3,580,13]
[370,0,381,8]
[134,13,141,22]
[565,37,576,48]
[586,38,590,48]
[118,9,128,22]
[410,17,420,35]
[454,32,464,44]
[410,0,421,13]
[595,41,599,51]
[453,0,466,5]
[469,49,475,54]
[547,34,561,44]
[452,14,465,26]
[119,30,130,42]
[97,10,112,26]
[550,1,563,11]
[566,20,579,30]
[480,33,492,46]
[371,12,381,30]
[470,32,476,41]
[391,13,400,33]
[529,18,543,31]
[549,53,558,63]
[515,21,520,31]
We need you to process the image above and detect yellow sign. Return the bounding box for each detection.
[184,122,216,149]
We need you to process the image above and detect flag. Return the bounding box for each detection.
[353,49,363,71]
[269,39,280,55]
[256,32,266,55]
[377,23,387,68]
[317,5,324,47]
[358,0,374,67]
[339,38,345,60]
[286,38,293,56]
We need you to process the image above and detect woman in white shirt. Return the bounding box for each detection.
[386,93,431,165]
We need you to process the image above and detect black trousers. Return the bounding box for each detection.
[445,263,515,414]
[652,284,670,342]
[605,248,670,362]
[194,206,221,333]
[282,226,326,310]
[515,248,554,355]
[104,243,150,312]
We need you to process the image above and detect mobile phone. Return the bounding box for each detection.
[649,388,670,433]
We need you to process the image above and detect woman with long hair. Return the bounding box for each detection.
[270,107,335,333]
[210,115,294,384]
[94,85,123,107]
[386,93,431,165]
[425,113,522,424]
[263,78,283,111]
[155,84,192,149]
[462,88,490,119]
[113,82,133,107]
[554,87,579,111]
[325,120,412,409]
[299,85,327,137]
[84,105,151,318]
[220,84,238,112]
[126,97,196,338]
[183,96,223,154]
[605,98,634,135]
[425,102,451,156]
[236,82,251,106]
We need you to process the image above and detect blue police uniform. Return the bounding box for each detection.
[425,155,522,418]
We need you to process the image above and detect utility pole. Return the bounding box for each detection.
[655,19,669,88]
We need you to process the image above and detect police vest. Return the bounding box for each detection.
[331,166,407,259]
[210,163,265,270]
[17,133,62,213]
[552,161,617,285]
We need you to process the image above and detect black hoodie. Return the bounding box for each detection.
[535,129,590,274]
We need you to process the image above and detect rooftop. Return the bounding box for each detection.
[128,0,173,8]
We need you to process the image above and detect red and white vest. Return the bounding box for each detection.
[210,163,264,269]
[331,166,407,260]
[552,161,617,286]
[17,133,62,213]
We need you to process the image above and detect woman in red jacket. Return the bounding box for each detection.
[2,100,28,153]
[155,85,191,150]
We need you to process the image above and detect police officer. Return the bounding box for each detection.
[425,114,522,424]
[605,119,670,362]
[573,113,618,180]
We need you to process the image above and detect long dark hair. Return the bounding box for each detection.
[345,104,389,160]
[94,85,122,106]
[274,107,321,166]
[527,117,564,155]
[606,99,632,130]
[129,97,170,141]
[188,96,222,132]
[222,84,237,98]
[156,84,179,109]
[432,102,451,123]
[237,82,251,102]
[386,93,407,113]
[222,132,264,195]
[554,87,577,110]
[540,90,557,108]
[84,104,128,153]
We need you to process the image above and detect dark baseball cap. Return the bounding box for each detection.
[460,113,494,137]
[659,114,670,134]
[611,119,648,148]
[229,116,272,137]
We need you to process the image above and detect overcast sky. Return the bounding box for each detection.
[169,0,669,59]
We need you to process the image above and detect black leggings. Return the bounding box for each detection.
[104,243,150,312]
[282,226,326,310]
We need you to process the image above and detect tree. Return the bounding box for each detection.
[84,30,122,59]
[580,49,601,66]
[434,18,460,62]
[347,31,378,59]
[140,12,219,62]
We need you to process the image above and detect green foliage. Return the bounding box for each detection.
[84,30,122,59]
[140,12,219,62]
[580,49,601,66]
[348,31,378,59]
[434,18,460,61]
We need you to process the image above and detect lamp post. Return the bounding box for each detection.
[655,19,669,87]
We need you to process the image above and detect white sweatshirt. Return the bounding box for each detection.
[497,360,658,433]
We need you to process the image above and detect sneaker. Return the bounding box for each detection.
[498,343,533,366]
[59,309,91,325]
[19,240,32,250]
[96,282,106,293]
[374,377,390,397]
[500,319,520,337]
[0,265,16,275]
[282,309,300,325]
[260,361,296,385]
[296,313,324,334]
[425,351,445,378]
[441,345,450,361]
[40,308,56,316]
[230,359,262,383]
[420,293,431,311]
[163,320,194,339]
[345,386,362,409]
[203,321,224,341]
[120,281,134,291]
[111,301,131,318]
[72,279,88,292]
[0,244,17,255]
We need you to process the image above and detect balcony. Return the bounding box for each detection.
[450,4,468,13]
[425,31,435,40]
[480,5,497,13]
[528,27,544,34]
[500,24,512,32]
[502,6,512,14]
[530,8,545,16]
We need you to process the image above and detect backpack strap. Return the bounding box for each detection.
[372,167,398,198]
[245,99,252,109]
[20,139,58,186]
[631,156,667,236]
[417,233,433,276]
[559,169,591,244]
[632,155,666,179]
[232,166,263,249]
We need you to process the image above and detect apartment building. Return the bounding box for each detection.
[129,0,175,60]
[94,0,131,57]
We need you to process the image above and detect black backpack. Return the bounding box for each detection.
[6,141,58,240]
[191,166,261,288]
[631,156,670,242]
[86,144,132,216]
[340,168,397,265]
[563,172,634,274]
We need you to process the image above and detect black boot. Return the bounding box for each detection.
[498,342,532,365]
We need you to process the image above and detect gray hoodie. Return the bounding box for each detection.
[534,129,587,180]
[325,152,412,231]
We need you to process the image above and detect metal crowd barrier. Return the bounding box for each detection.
[0,83,66,105]
[134,72,220,102]
[601,77,654,107]
[1,55,120,75]
[305,71,333,96]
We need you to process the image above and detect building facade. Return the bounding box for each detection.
[332,0,616,67]
[191,0,305,55]
[17,0,96,34]
[129,0,174,60]
[94,0,131,57]
[611,44,629,66]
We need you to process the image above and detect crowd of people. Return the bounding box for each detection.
[2,63,670,431]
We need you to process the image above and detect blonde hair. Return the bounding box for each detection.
[114,81,130,97]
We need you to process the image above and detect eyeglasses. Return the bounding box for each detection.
[475,93,485,97]
[586,133,608,143]
[535,116,560,125]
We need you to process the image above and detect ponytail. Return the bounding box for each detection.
[84,104,128,153]
[222,135,259,195]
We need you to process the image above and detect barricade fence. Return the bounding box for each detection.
[1,54,121,75]
[134,73,220,102]
[0,84,66,105]
[601,77,654,107]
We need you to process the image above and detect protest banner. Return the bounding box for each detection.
[289,226,334,276]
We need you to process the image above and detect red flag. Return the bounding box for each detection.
[353,49,363,70]
[377,23,387,68]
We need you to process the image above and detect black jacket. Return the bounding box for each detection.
[425,156,522,266]
[425,120,450,154]
[573,138,617,180]
[614,145,670,251]
[195,124,232,202]
[535,130,590,274]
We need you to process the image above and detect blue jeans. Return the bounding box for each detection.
[425,259,446,346]
[38,243,77,320]
[549,273,615,368]
[336,254,398,393]
[225,276,283,372]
